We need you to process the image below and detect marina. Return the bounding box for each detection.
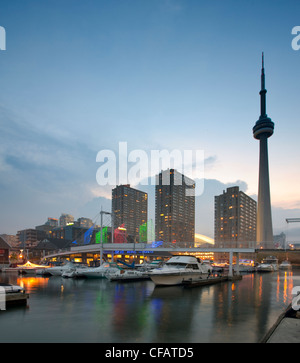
[0,267,299,343]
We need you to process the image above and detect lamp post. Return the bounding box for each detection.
[100,208,111,264]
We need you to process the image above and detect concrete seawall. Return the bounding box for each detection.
[261,304,300,343]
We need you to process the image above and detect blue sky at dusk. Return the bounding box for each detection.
[0,0,300,240]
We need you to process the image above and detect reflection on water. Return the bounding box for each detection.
[0,270,299,343]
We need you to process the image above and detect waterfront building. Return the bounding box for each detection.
[155,169,195,244]
[253,53,274,249]
[17,228,47,248]
[112,184,148,243]
[214,186,256,260]
[52,224,99,244]
[0,236,10,266]
[0,234,18,248]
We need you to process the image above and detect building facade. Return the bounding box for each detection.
[214,186,257,255]
[59,213,74,227]
[112,184,148,243]
[17,229,47,248]
[155,169,195,244]
[0,237,10,266]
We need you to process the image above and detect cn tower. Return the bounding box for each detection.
[253,53,274,248]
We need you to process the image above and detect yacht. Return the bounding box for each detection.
[0,283,26,294]
[61,265,88,278]
[79,262,120,278]
[149,255,213,286]
[105,268,150,282]
[256,256,278,272]
[279,260,292,270]
[43,261,77,276]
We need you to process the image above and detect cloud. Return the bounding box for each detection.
[0,106,101,232]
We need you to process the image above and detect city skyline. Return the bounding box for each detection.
[0,1,300,240]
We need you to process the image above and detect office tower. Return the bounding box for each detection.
[155,169,195,243]
[214,186,257,251]
[253,53,274,248]
[112,184,148,243]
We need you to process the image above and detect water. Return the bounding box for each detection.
[0,270,299,343]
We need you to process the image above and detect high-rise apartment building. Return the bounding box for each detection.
[214,186,256,251]
[17,228,47,248]
[155,169,195,243]
[112,184,148,243]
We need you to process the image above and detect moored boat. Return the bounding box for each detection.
[105,268,150,282]
[256,256,278,272]
[44,261,77,276]
[61,264,89,278]
[149,255,213,286]
[233,260,256,273]
[79,262,120,278]
[279,260,292,270]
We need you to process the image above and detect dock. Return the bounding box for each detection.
[182,274,242,288]
[5,292,29,307]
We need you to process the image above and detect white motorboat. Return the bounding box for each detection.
[44,261,77,276]
[279,260,292,270]
[61,264,89,278]
[0,283,25,294]
[233,260,256,273]
[105,268,150,282]
[149,255,213,286]
[256,256,278,272]
[0,283,28,307]
[136,260,164,271]
[79,262,120,278]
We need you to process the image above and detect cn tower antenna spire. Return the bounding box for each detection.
[260,51,266,117]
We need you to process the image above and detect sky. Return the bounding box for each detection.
[0,0,300,241]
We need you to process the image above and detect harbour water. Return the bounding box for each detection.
[0,270,299,343]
